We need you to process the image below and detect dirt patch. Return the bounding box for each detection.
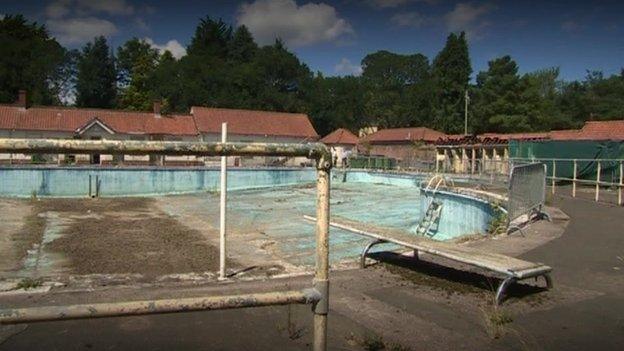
[31,197,226,278]
[0,200,44,273]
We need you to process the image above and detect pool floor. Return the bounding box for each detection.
[160,182,423,267]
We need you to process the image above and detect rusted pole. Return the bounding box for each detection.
[219,123,228,280]
[572,159,577,197]
[0,138,330,160]
[595,161,601,202]
[0,290,320,325]
[314,157,331,351]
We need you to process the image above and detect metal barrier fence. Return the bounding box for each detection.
[0,138,332,351]
[510,158,624,205]
[507,163,548,228]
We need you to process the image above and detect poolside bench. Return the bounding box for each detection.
[303,215,552,304]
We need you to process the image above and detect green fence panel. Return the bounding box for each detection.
[509,140,624,182]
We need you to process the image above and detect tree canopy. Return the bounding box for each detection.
[1,15,623,136]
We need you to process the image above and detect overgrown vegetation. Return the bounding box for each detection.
[481,303,514,339]
[488,204,508,235]
[16,277,43,290]
[352,334,412,351]
[2,15,623,136]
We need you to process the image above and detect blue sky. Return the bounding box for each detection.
[3,0,623,81]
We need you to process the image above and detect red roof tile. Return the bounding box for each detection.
[479,132,550,141]
[576,120,624,140]
[191,107,318,139]
[549,129,581,140]
[320,128,358,145]
[0,105,197,136]
[360,127,446,144]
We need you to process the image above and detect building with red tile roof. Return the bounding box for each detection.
[360,127,446,144]
[319,128,358,145]
[319,128,359,167]
[0,91,318,165]
[191,106,318,141]
[356,127,447,167]
[561,120,624,140]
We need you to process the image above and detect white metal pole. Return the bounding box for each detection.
[219,122,228,280]
[572,160,577,197]
[551,160,556,195]
[619,161,623,206]
[595,161,601,202]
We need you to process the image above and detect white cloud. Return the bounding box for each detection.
[391,12,427,27]
[47,17,118,45]
[237,0,354,47]
[144,38,187,59]
[46,0,134,18]
[444,2,494,39]
[334,58,362,76]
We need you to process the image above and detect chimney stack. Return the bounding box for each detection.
[17,90,27,109]
[153,100,162,118]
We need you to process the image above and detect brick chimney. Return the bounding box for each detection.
[16,90,27,109]
[153,100,161,118]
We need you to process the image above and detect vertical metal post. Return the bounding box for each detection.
[619,161,623,206]
[471,147,475,175]
[313,161,330,351]
[219,123,228,280]
[551,160,556,195]
[572,159,577,197]
[595,161,601,202]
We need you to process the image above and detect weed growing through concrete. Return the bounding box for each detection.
[357,334,412,351]
[16,277,43,290]
[481,302,513,339]
[488,204,508,235]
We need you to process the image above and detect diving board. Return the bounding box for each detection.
[303,215,552,305]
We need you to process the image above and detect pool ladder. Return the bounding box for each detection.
[415,175,451,237]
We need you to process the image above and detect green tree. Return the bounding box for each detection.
[117,38,159,110]
[75,36,117,108]
[228,25,257,62]
[0,15,67,105]
[147,51,183,113]
[307,73,367,135]
[521,67,568,130]
[251,39,312,112]
[187,17,232,59]
[431,32,472,133]
[361,50,432,128]
[581,70,624,120]
[473,55,530,132]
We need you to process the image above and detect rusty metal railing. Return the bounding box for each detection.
[0,138,332,351]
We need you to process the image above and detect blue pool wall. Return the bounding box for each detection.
[418,189,495,239]
[0,166,316,197]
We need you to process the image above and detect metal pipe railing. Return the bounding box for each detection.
[0,138,332,351]
[0,289,320,324]
[0,138,330,159]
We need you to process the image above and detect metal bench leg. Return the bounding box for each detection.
[495,277,516,305]
[360,239,386,269]
[543,274,553,289]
